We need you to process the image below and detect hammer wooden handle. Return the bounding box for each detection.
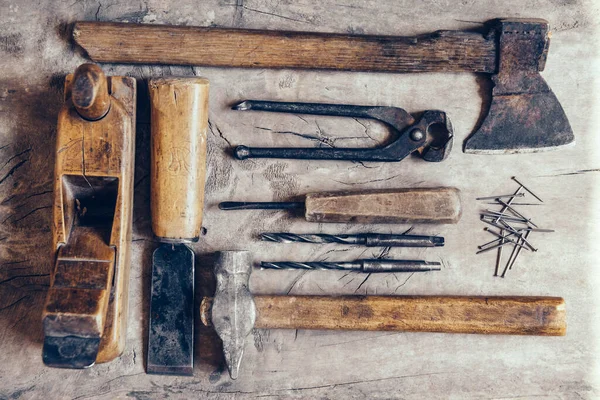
[252,295,566,336]
[73,22,498,73]
[306,187,461,224]
[149,77,209,240]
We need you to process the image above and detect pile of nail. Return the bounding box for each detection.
[476,177,553,278]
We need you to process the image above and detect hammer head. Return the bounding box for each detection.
[464,19,574,154]
[209,251,256,379]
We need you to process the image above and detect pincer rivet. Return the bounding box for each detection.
[410,129,425,141]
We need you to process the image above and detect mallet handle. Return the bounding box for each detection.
[74,22,497,73]
[252,295,566,336]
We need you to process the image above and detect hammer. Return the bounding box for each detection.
[72,19,574,153]
[200,251,566,379]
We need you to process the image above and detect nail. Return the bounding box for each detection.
[481,211,529,223]
[494,229,504,277]
[484,202,543,206]
[476,193,525,201]
[511,177,543,203]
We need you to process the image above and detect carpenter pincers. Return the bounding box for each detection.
[232,100,453,163]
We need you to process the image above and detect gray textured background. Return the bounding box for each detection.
[0,0,598,399]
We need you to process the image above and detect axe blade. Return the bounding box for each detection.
[464,73,574,154]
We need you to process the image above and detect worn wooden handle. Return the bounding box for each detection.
[71,63,111,120]
[149,77,210,240]
[73,22,496,73]
[253,295,566,336]
[305,187,461,224]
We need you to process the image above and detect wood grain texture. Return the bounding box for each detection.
[254,295,566,336]
[72,22,497,73]
[44,66,136,363]
[305,187,462,224]
[149,77,209,240]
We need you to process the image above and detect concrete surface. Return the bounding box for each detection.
[0,0,598,399]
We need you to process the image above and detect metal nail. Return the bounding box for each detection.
[484,202,543,206]
[521,228,554,233]
[476,193,525,201]
[511,177,544,203]
[494,229,504,276]
[481,211,529,223]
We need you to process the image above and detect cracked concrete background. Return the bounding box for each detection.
[1,0,599,399]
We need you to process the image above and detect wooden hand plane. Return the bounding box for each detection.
[42,64,136,368]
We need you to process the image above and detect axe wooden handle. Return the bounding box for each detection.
[73,22,498,73]
[252,295,566,336]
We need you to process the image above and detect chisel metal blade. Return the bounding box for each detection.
[147,243,195,376]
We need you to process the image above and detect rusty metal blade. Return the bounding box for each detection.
[464,73,574,154]
[147,243,195,376]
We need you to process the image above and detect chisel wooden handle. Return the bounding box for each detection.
[149,77,210,240]
[73,22,501,73]
[253,295,566,336]
[306,187,461,224]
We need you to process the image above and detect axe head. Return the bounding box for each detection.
[464,19,574,154]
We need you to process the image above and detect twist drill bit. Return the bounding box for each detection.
[260,259,442,273]
[260,232,444,247]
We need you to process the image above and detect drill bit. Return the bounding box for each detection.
[260,259,442,273]
[260,232,444,247]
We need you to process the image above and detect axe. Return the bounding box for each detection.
[200,251,566,379]
[72,19,574,153]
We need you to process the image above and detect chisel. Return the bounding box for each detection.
[147,77,209,376]
[219,187,461,224]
